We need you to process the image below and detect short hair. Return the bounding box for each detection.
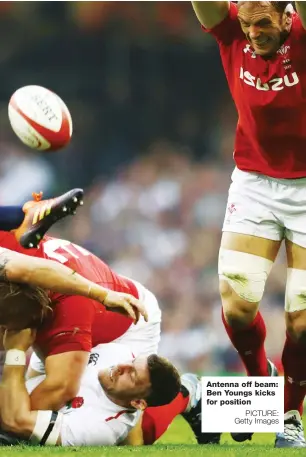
[145,354,181,407]
[0,281,51,329]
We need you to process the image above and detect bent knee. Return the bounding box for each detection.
[218,248,273,304]
[219,248,273,328]
[286,310,306,343]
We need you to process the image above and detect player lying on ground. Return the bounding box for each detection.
[191,0,306,448]
[0,190,240,445]
[0,329,181,446]
[0,231,206,446]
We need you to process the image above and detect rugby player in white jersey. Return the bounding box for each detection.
[0,329,181,447]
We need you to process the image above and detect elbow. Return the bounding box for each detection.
[31,381,80,410]
[2,413,31,436]
[58,382,79,405]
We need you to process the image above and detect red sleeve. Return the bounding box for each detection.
[292,12,306,40]
[201,2,243,46]
[36,296,98,356]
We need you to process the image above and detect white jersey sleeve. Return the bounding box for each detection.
[28,351,45,375]
[60,407,126,446]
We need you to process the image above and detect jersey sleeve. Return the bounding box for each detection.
[60,409,125,446]
[29,351,45,374]
[40,296,97,356]
[201,2,243,45]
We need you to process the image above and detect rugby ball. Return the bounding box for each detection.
[8,85,73,151]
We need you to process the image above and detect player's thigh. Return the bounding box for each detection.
[223,168,284,242]
[283,183,306,334]
[219,233,281,324]
[283,177,306,251]
[220,169,283,322]
[221,232,281,260]
[285,240,306,338]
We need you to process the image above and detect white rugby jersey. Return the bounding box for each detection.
[26,343,141,446]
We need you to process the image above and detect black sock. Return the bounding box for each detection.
[0,206,24,231]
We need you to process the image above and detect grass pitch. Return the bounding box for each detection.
[0,416,305,457]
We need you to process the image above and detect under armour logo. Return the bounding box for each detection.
[88,353,99,366]
[287,376,306,386]
[243,44,256,59]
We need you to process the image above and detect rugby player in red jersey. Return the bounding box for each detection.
[192,0,306,448]
[0,189,146,329]
[0,188,204,447]
[0,232,149,409]
[0,231,202,447]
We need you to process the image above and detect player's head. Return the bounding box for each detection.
[237,1,293,56]
[0,281,51,330]
[99,354,181,410]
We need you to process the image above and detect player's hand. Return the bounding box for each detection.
[3,328,36,352]
[103,291,148,324]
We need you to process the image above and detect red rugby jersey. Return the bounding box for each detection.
[0,232,135,357]
[203,3,306,178]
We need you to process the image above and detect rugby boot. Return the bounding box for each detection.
[231,359,278,442]
[181,373,221,444]
[14,188,84,248]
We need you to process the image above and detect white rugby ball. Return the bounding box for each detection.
[8,85,73,151]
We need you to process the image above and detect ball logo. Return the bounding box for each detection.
[31,93,59,123]
[14,88,63,132]
[239,67,299,91]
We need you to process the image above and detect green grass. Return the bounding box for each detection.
[0,416,305,456]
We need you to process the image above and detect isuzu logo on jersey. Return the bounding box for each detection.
[239,67,299,91]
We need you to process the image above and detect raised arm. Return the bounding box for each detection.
[296,2,306,29]
[0,248,147,323]
[191,1,230,28]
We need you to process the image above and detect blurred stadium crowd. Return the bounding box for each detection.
[0,2,286,374]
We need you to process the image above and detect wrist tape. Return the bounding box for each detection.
[5,350,26,366]
[30,410,63,446]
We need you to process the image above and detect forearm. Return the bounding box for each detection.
[30,378,78,411]
[192,1,229,28]
[4,252,108,301]
[295,2,306,29]
[1,364,37,437]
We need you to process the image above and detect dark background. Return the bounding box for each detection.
[0,2,286,374]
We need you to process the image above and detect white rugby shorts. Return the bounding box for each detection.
[223,168,306,248]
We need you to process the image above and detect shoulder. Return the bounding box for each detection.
[61,408,119,446]
[91,343,133,369]
[291,12,306,40]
